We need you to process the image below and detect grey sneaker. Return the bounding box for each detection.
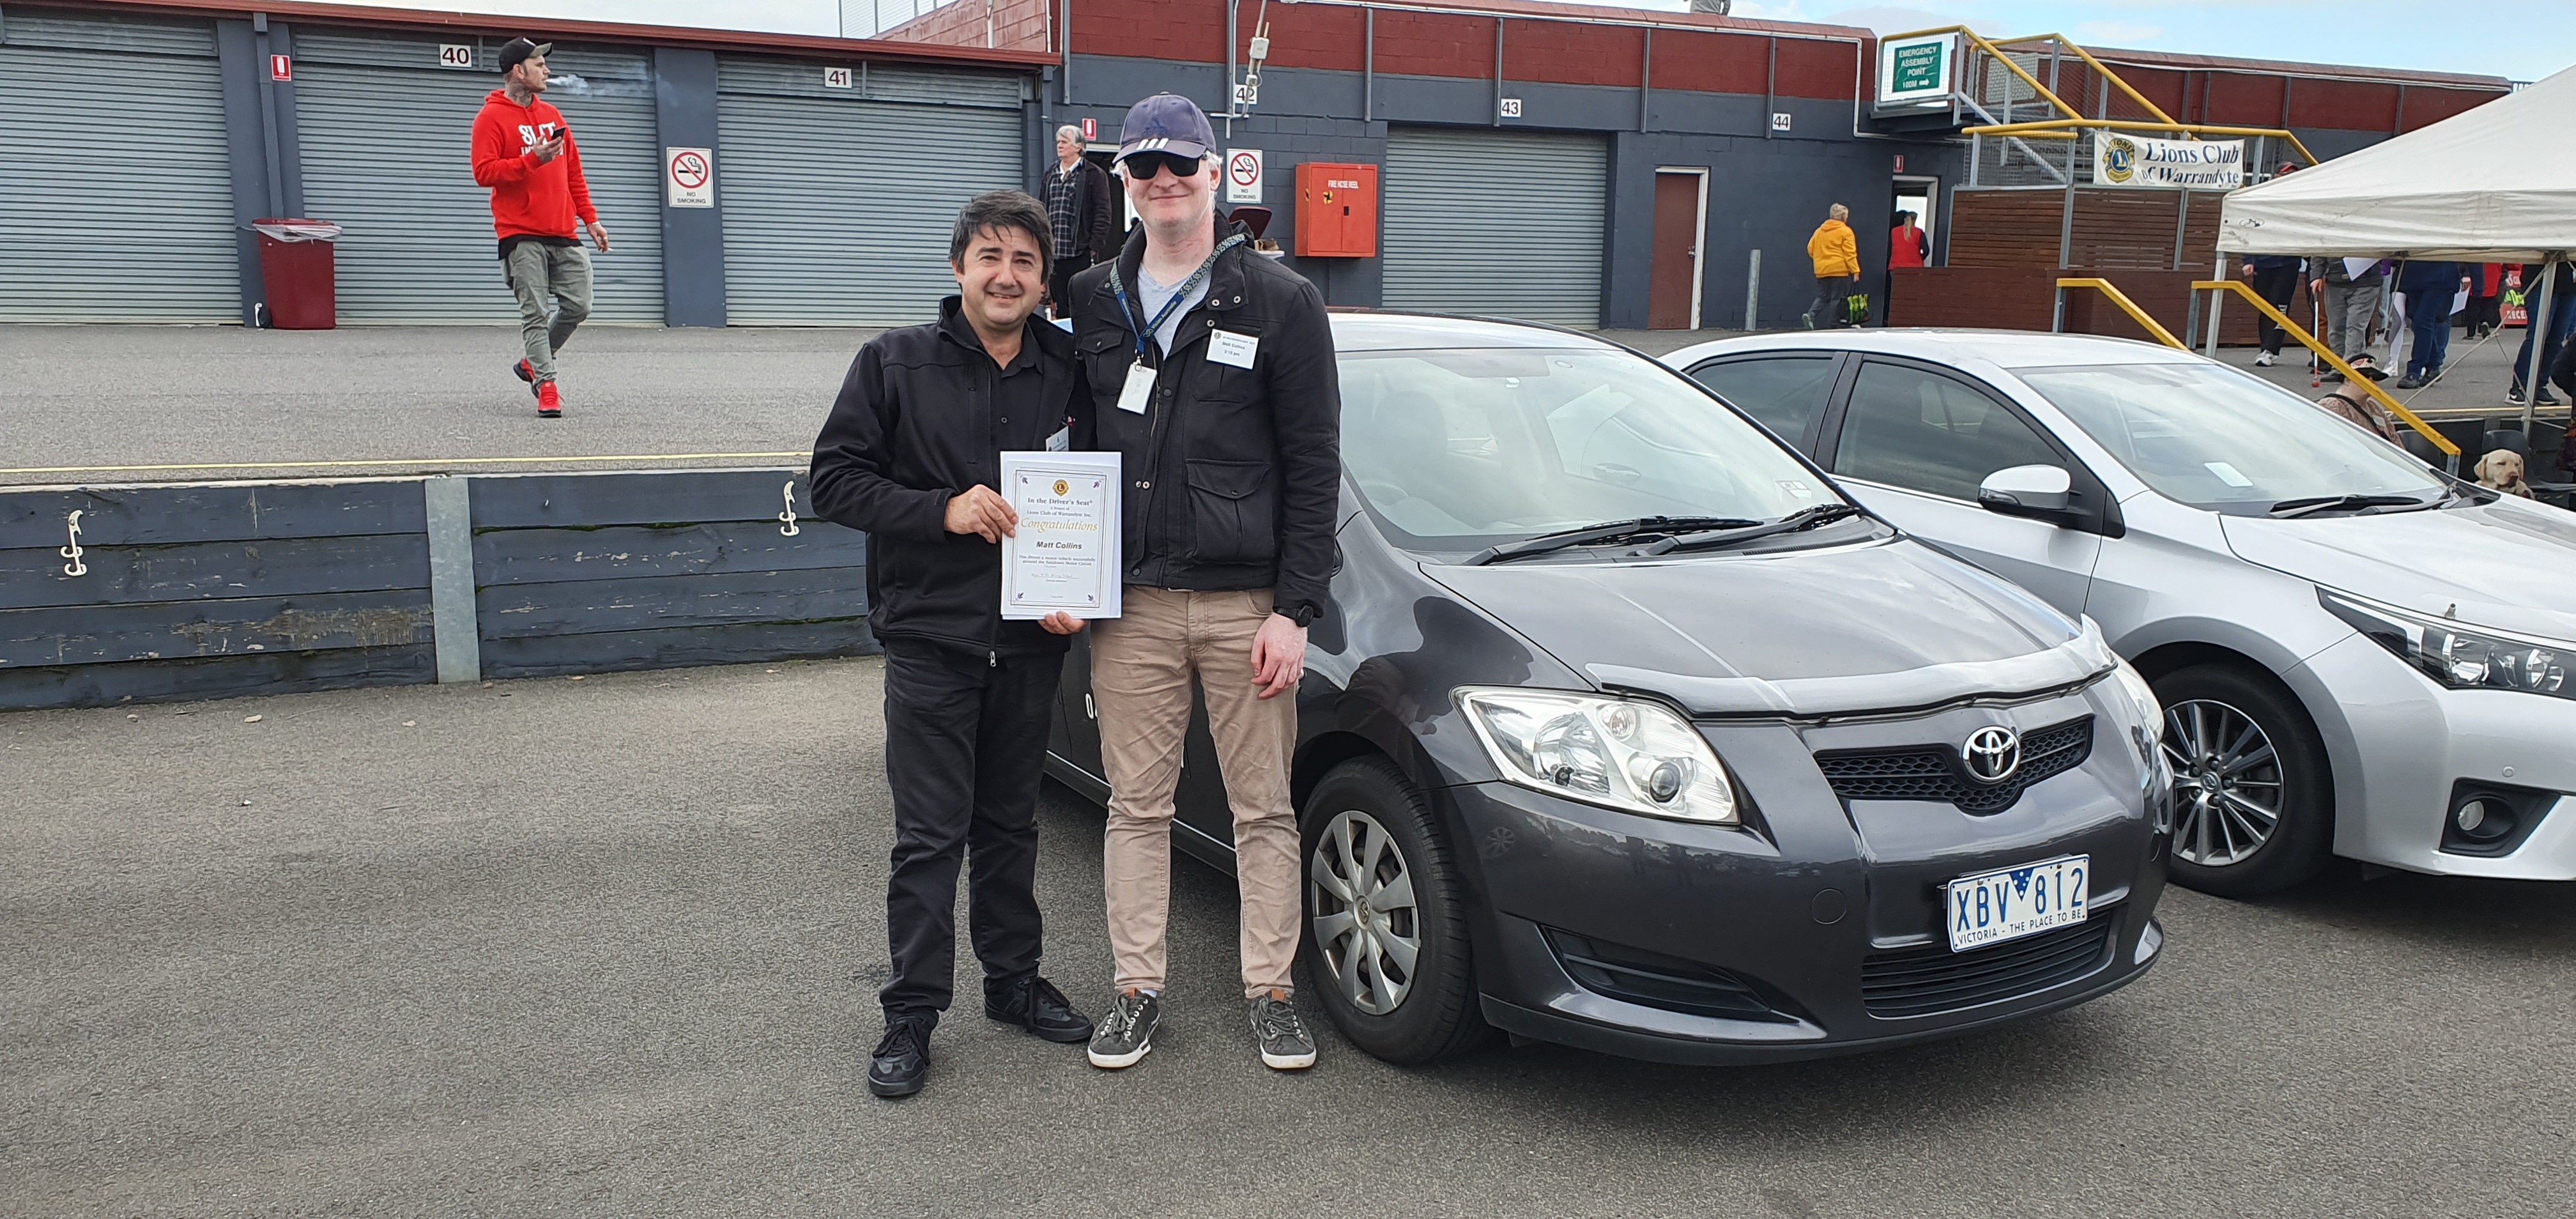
[1250,990,1316,1070]
[1087,989,1161,1070]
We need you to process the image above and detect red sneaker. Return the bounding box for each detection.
[536,380,562,418]
[513,358,534,385]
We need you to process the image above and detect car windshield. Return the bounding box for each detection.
[2014,362,2447,513]
[1338,347,1847,551]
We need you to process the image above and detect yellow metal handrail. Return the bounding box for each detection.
[1962,117,2320,166]
[2008,35,2182,128]
[2191,280,2459,456]
[2055,279,2186,350]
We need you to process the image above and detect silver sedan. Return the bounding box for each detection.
[1662,328,2576,896]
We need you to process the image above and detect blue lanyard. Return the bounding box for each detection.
[1109,234,1246,362]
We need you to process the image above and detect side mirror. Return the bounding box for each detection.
[1979,464,2073,516]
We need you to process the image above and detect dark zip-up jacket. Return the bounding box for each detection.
[810,298,1087,657]
[1066,217,1341,624]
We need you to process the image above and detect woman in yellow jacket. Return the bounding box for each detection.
[1804,203,1860,328]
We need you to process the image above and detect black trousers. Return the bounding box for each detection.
[1048,256,1091,319]
[2252,266,2303,355]
[878,636,1066,1025]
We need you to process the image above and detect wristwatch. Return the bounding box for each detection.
[1277,602,1317,628]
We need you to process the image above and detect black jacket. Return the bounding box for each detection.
[810,298,1087,657]
[1067,217,1341,624]
[1073,159,1118,264]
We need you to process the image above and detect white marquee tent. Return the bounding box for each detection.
[2218,64,2576,261]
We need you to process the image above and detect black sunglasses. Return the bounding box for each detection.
[1122,151,1206,181]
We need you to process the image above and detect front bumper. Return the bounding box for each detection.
[2294,633,2576,880]
[1440,698,2167,1063]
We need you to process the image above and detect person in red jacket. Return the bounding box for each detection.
[470,38,610,418]
[1889,210,1928,269]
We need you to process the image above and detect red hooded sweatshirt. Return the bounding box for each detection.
[470,89,595,245]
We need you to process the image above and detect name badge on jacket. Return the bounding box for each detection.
[1208,330,1259,369]
[1115,360,1155,415]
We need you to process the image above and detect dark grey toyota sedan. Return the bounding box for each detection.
[1045,312,2172,1066]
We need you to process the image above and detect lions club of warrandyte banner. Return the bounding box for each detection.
[2094,135,2245,190]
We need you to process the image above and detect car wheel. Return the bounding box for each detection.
[1301,758,1487,1064]
[2153,663,2334,898]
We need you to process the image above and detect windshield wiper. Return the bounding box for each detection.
[2267,493,2431,519]
[1642,503,1867,555]
[1462,516,1761,565]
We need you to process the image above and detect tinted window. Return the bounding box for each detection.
[1688,356,1835,450]
[1832,362,2062,500]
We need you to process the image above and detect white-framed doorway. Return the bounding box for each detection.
[1649,166,1710,330]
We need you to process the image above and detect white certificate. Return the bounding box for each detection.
[1000,450,1121,620]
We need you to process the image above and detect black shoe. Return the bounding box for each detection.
[1250,990,1317,1070]
[1087,988,1162,1070]
[2394,374,2423,390]
[2540,391,2564,406]
[986,975,1093,1044]
[868,1019,931,1098]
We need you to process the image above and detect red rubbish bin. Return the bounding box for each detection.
[250,218,342,329]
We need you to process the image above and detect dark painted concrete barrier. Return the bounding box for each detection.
[0,469,873,711]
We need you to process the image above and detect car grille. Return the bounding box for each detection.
[1812,715,2095,814]
[1544,928,1793,1023]
[1859,917,2115,1018]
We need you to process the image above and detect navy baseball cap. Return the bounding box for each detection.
[1116,93,1216,164]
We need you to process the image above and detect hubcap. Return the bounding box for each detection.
[1308,809,1422,1016]
[2161,699,2284,868]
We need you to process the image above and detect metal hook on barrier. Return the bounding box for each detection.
[778,481,801,537]
[61,510,88,577]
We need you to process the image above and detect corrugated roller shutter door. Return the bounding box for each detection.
[717,57,1025,326]
[293,34,663,323]
[0,27,238,322]
[1381,128,1607,328]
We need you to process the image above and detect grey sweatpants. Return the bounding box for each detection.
[2320,277,2386,365]
[503,241,592,383]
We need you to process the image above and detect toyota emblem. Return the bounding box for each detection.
[1962,726,2021,783]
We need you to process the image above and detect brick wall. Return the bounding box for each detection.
[880,0,1053,53]
[1501,19,1642,89]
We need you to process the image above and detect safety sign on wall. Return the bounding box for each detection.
[667,147,715,208]
[1225,148,1264,204]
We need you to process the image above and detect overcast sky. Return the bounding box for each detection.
[342,0,2573,84]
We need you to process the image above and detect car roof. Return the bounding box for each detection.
[1328,311,1623,353]
[1669,328,2209,370]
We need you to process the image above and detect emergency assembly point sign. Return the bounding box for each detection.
[667,147,714,208]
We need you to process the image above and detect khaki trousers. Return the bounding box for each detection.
[1093,586,1301,999]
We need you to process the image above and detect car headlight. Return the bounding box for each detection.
[2321,589,2573,700]
[1456,688,1738,824]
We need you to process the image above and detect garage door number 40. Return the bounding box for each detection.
[438,44,473,68]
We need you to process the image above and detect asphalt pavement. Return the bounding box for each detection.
[6,660,2572,1217]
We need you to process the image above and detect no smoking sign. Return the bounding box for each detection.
[1225,148,1263,204]
[666,147,714,208]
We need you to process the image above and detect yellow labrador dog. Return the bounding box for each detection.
[2475,448,2534,498]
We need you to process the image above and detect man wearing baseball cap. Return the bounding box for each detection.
[1065,93,1340,1074]
[470,37,610,418]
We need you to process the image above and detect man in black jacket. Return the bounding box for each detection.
[1065,93,1341,1074]
[1043,124,1117,319]
[810,191,1094,1100]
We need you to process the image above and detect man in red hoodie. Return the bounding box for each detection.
[470,38,609,418]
